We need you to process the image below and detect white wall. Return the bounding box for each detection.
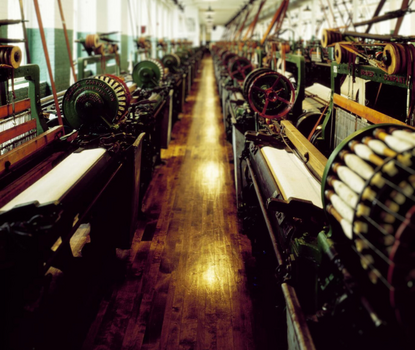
[210,25,225,42]
[184,6,200,46]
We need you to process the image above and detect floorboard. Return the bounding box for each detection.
[83,57,258,350]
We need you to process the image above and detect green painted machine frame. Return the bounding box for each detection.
[77,53,121,80]
[319,61,410,150]
[274,52,306,118]
[0,64,46,135]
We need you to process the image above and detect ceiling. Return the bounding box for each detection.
[180,0,262,26]
[180,0,304,27]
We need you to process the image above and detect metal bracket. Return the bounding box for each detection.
[244,130,286,149]
[267,197,325,222]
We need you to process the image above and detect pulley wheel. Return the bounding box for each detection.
[295,111,321,137]
[222,52,237,67]
[176,50,190,61]
[247,71,295,119]
[243,68,272,100]
[97,74,131,117]
[334,43,347,64]
[132,59,164,88]
[161,53,181,71]
[0,45,22,68]
[220,50,230,60]
[228,57,253,82]
[321,29,342,48]
[62,74,129,130]
[383,43,401,75]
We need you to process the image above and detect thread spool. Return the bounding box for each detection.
[323,124,415,315]
[85,34,99,49]
[0,45,22,68]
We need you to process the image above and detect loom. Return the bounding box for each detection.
[240,110,415,348]
[212,16,415,347]
[0,66,149,343]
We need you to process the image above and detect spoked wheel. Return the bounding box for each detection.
[222,52,237,67]
[247,71,295,119]
[228,57,253,82]
[243,68,272,100]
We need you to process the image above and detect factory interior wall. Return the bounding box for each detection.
[2,0,190,98]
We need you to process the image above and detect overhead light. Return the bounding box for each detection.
[303,5,311,11]
[206,15,214,24]
[205,5,214,17]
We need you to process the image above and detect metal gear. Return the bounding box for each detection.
[62,74,131,130]
[132,58,165,88]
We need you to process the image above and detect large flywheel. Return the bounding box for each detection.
[62,74,131,130]
[228,56,253,82]
[247,70,295,119]
[161,53,181,73]
[222,52,237,67]
[132,59,164,89]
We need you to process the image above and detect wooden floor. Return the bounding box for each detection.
[82,57,259,350]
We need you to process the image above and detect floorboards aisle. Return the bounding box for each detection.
[83,57,259,350]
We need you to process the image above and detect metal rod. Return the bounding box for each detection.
[281,283,317,350]
[246,158,284,266]
[0,38,26,43]
[40,90,66,105]
[57,0,77,82]
[32,0,64,129]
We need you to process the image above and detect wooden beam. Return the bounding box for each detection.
[0,119,36,144]
[281,120,327,180]
[0,98,31,120]
[333,93,409,126]
[260,0,289,46]
[0,125,64,175]
[393,0,410,36]
[365,0,386,33]
[355,9,406,28]
[243,0,266,41]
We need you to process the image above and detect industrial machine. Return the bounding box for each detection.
[161,53,186,122]
[0,56,148,344]
[76,33,121,79]
[241,118,415,349]
[212,1,415,347]
[235,54,415,350]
